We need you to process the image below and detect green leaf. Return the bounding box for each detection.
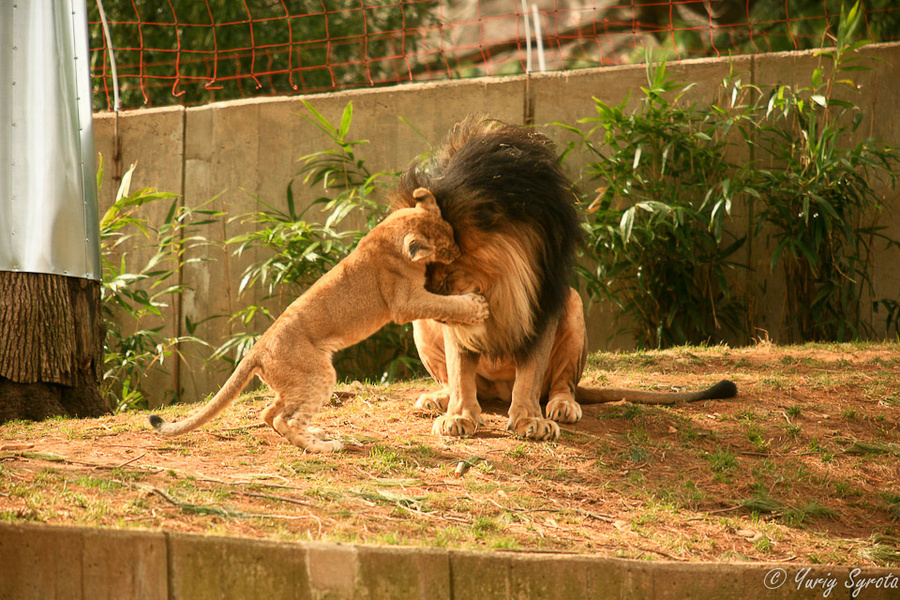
[619,207,635,243]
[338,102,354,140]
[115,164,137,204]
[811,67,823,89]
[632,145,643,171]
[301,99,338,136]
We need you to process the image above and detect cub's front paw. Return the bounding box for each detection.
[443,293,490,325]
[432,414,478,437]
[507,417,560,441]
[465,293,490,323]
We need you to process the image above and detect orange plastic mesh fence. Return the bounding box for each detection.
[88,0,900,110]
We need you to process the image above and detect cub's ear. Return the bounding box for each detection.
[412,188,441,216]
[403,232,434,263]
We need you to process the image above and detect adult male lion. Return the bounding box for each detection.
[390,117,737,441]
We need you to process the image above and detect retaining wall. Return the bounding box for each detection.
[2,522,898,599]
[91,44,900,405]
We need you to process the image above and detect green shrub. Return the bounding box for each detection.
[100,102,424,411]
[99,162,220,410]
[737,2,898,342]
[214,101,423,382]
[563,59,749,348]
[565,2,898,347]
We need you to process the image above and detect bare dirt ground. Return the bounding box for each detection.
[1,342,898,565]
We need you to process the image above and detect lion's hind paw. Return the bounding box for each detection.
[545,396,583,424]
[415,392,450,414]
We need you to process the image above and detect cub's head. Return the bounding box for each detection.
[396,188,460,265]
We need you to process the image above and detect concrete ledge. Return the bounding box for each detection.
[1,522,897,599]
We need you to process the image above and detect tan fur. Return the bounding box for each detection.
[413,287,583,439]
[414,287,737,439]
[427,229,540,357]
[149,189,489,453]
[393,118,735,442]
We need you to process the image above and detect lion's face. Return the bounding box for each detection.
[425,263,481,295]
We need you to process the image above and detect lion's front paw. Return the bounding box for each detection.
[545,396,583,424]
[415,392,450,414]
[507,417,560,441]
[432,414,478,437]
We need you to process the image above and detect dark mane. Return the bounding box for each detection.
[392,117,582,358]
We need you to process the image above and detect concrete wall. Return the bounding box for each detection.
[92,43,900,405]
[2,522,898,600]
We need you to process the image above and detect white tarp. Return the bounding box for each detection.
[0,0,101,280]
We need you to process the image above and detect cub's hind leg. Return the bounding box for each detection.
[272,394,343,453]
[267,356,343,453]
[260,398,283,432]
[260,387,335,441]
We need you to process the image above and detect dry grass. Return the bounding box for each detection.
[1,342,898,565]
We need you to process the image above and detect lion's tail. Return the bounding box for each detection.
[575,379,737,406]
[148,356,260,436]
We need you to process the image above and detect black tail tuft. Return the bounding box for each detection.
[148,414,165,430]
[703,379,738,400]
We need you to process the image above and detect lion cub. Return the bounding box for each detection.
[149,189,489,452]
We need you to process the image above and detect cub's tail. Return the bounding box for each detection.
[148,357,259,436]
[575,379,737,406]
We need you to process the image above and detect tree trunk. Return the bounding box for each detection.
[0,271,107,422]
